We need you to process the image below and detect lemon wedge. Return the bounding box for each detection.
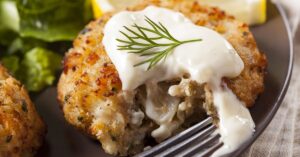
[91,0,266,25]
[197,0,266,25]
[91,0,142,18]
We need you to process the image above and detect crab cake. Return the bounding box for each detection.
[57,0,266,156]
[0,65,45,157]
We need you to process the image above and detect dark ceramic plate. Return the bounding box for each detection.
[34,1,293,157]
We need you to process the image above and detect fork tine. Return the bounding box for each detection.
[195,141,223,157]
[180,134,221,157]
[158,125,217,157]
[134,117,213,157]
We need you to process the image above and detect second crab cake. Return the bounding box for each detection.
[0,65,46,157]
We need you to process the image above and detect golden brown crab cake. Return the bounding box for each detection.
[57,0,266,156]
[0,65,46,157]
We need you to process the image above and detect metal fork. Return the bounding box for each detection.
[134,117,223,157]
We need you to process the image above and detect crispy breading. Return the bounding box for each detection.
[0,65,46,157]
[57,0,266,156]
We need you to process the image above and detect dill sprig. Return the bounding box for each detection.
[116,16,202,70]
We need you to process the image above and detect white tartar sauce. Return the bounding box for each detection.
[103,6,255,156]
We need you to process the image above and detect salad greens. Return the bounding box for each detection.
[17,0,92,41]
[1,55,19,74]
[20,47,62,91]
[2,47,62,91]
[0,0,93,92]
[0,0,19,45]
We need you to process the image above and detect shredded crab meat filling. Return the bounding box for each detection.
[129,78,208,142]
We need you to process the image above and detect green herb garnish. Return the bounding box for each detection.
[116,16,202,70]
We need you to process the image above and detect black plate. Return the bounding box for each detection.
[34,2,293,157]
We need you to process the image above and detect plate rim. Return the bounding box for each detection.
[231,2,294,156]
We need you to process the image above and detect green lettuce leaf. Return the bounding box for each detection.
[19,47,62,91]
[16,0,92,42]
[0,0,19,45]
[6,37,47,54]
[0,0,19,32]
[1,55,20,74]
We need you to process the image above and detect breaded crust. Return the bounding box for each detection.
[57,0,266,155]
[0,65,46,157]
